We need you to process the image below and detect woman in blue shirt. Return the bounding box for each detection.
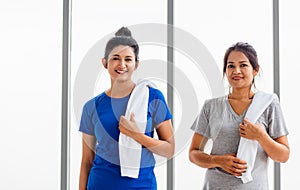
[79,27,174,190]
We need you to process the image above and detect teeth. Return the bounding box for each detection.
[233,76,242,79]
[116,70,126,74]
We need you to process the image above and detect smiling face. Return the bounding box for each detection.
[225,51,258,90]
[102,45,138,83]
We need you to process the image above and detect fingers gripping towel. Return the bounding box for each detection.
[119,79,156,178]
[236,91,275,183]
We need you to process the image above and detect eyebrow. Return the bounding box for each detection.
[227,60,248,64]
[111,54,133,58]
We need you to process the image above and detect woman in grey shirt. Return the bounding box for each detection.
[189,42,290,190]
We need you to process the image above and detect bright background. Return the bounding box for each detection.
[0,0,299,189]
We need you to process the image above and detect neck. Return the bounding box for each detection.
[229,88,254,100]
[106,80,135,98]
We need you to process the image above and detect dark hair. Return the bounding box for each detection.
[104,27,139,62]
[223,42,259,75]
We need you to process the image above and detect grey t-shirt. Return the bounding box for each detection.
[191,94,289,190]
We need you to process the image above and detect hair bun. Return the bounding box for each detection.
[115,26,132,37]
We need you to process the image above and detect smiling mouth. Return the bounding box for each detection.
[232,76,243,80]
[115,70,127,74]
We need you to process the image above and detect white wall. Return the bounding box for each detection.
[280,0,300,189]
[1,0,298,190]
[0,0,62,189]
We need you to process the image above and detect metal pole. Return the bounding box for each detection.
[167,0,174,190]
[273,0,281,189]
[61,0,70,189]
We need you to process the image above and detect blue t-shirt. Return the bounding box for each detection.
[79,87,172,190]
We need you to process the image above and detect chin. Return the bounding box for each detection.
[115,77,130,82]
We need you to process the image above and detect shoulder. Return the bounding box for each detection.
[82,92,106,111]
[148,86,165,99]
[200,96,227,115]
[204,96,227,107]
[268,93,281,110]
[271,93,280,103]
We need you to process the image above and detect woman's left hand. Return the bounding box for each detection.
[119,113,142,138]
[239,119,266,141]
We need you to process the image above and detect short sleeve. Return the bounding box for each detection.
[190,100,211,138]
[267,95,289,139]
[79,100,95,135]
[149,88,172,126]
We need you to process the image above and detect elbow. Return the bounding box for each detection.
[274,149,290,163]
[188,154,193,164]
[276,155,289,163]
[188,150,196,164]
[280,158,289,163]
[279,151,290,163]
[165,139,175,159]
[166,152,174,160]
[164,149,174,160]
[81,158,94,169]
[166,144,175,159]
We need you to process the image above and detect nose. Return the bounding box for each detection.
[119,59,126,68]
[233,66,241,74]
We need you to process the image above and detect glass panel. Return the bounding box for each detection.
[0,0,62,189]
[280,1,300,189]
[174,0,274,189]
[70,1,168,189]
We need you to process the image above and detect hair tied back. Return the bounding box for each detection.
[115,27,132,38]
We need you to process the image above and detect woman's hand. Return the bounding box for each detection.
[119,113,142,139]
[119,114,174,158]
[189,133,246,176]
[239,118,266,141]
[240,119,290,163]
[215,154,247,176]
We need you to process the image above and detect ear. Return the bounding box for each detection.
[134,61,140,70]
[102,58,107,69]
[253,65,259,77]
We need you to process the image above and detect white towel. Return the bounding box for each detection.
[236,91,274,183]
[119,79,156,178]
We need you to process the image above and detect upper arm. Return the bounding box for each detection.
[149,88,172,125]
[275,135,290,150]
[81,133,96,163]
[189,132,208,153]
[156,119,174,144]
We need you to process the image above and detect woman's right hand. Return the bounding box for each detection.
[214,154,247,176]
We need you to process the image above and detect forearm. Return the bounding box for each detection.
[79,161,93,190]
[79,134,96,190]
[189,150,219,169]
[257,134,290,163]
[133,133,174,159]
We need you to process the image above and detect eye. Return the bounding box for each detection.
[227,64,234,69]
[125,58,132,62]
[112,57,120,61]
[241,63,248,67]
